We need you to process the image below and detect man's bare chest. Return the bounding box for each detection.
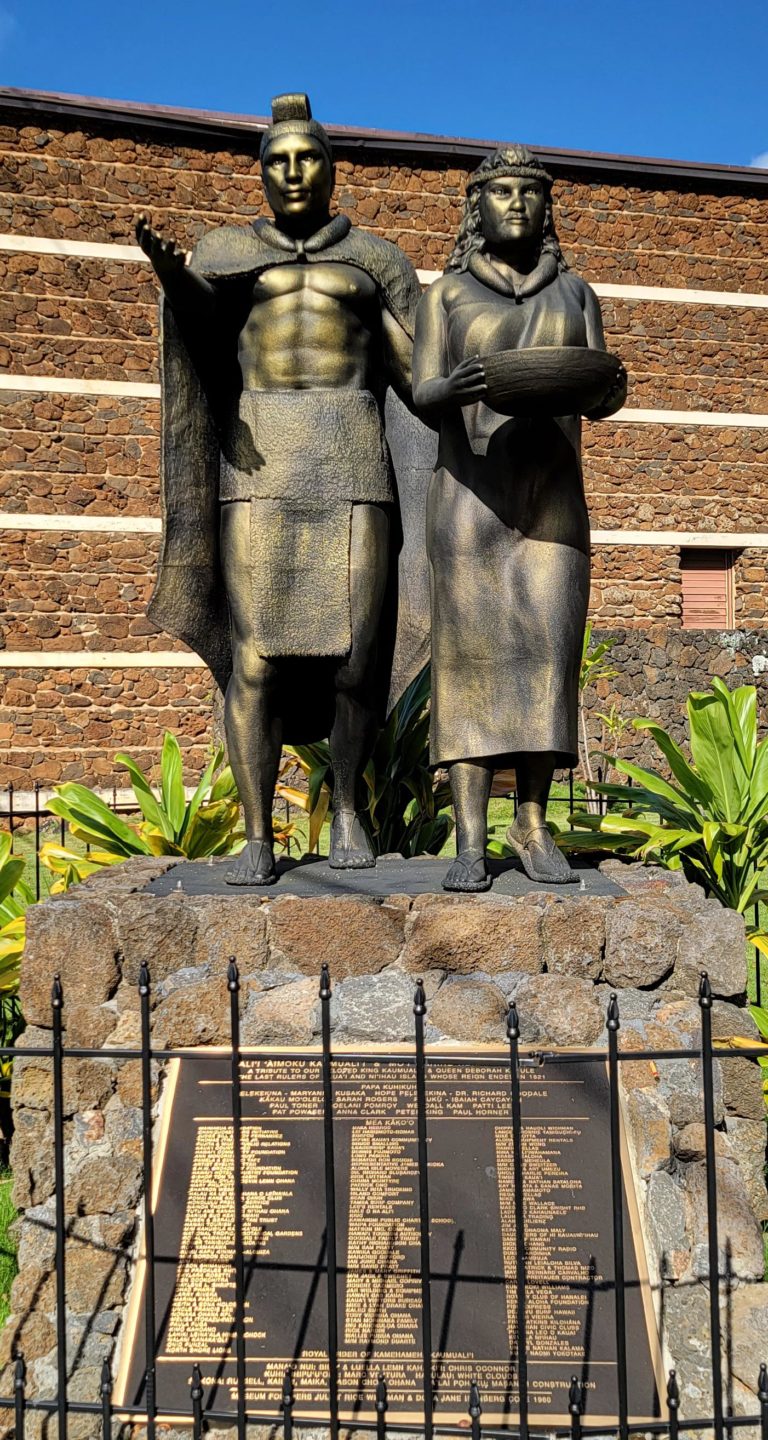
[250,261,378,317]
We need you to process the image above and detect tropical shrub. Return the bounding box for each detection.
[578,623,627,813]
[562,678,768,918]
[40,734,249,889]
[0,834,32,1115]
[283,666,453,857]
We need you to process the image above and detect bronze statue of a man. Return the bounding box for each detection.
[413,145,626,893]
[138,95,424,884]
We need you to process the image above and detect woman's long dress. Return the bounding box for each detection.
[425,260,599,768]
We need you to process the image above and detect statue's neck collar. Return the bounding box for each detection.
[253,213,351,258]
[468,247,558,301]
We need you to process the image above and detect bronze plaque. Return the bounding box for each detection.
[116,1048,662,1427]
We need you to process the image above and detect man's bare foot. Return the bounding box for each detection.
[225,839,277,886]
[506,818,577,885]
[443,847,491,893]
[328,811,375,869]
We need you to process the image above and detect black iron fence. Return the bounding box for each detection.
[1,966,767,1440]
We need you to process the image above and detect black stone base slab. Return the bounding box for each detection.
[149,854,626,899]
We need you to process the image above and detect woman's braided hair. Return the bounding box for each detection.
[446,144,568,275]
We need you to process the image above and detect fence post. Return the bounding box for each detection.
[469,1379,482,1440]
[100,1358,112,1440]
[667,1368,679,1440]
[282,1367,294,1440]
[13,1353,25,1440]
[506,1001,529,1440]
[568,1374,582,1440]
[699,972,724,1440]
[758,1362,768,1440]
[414,979,434,1440]
[376,1373,388,1440]
[34,781,41,901]
[319,963,340,1440]
[606,992,628,1440]
[51,974,68,1440]
[139,961,157,1440]
[228,958,247,1440]
[191,1363,204,1440]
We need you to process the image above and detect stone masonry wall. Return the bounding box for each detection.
[586,626,768,769]
[2,856,767,1437]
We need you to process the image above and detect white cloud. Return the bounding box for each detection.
[750,151,768,170]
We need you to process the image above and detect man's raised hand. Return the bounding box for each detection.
[135,214,188,281]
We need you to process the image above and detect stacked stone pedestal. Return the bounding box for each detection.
[3,856,767,1438]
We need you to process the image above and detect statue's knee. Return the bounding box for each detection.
[232,647,274,695]
[335,654,373,699]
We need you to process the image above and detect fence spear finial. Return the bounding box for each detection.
[506,1000,520,1040]
[698,971,713,1008]
[51,973,63,1009]
[319,962,331,1000]
[138,960,151,996]
[568,1375,582,1414]
[227,957,239,992]
[413,978,427,1016]
[376,1373,388,1413]
[607,991,620,1032]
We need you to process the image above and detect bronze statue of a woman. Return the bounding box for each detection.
[412,145,626,892]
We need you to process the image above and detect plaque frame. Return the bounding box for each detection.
[113,1043,667,1429]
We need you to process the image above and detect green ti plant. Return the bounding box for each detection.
[280,665,453,858]
[40,733,256,890]
[563,678,768,920]
[0,833,32,1113]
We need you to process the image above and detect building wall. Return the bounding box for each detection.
[1,98,767,787]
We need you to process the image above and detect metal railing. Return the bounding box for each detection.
[1,967,767,1440]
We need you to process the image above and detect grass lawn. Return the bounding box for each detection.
[0,1170,17,1330]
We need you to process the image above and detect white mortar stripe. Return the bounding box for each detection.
[4,374,768,429]
[0,237,766,310]
[0,374,160,398]
[0,651,204,668]
[614,407,768,427]
[0,235,149,262]
[0,513,161,533]
[416,268,768,308]
[590,530,768,546]
[1,515,765,548]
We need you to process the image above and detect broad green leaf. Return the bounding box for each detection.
[688,691,745,821]
[747,1001,768,1038]
[181,751,219,839]
[634,721,714,811]
[725,683,758,775]
[48,785,148,856]
[0,855,26,907]
[160,731,186,835]
[614,758,698,820]
[114,750,173,841]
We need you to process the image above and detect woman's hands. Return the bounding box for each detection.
[412,355,488,419]
[439,355,487,406]
[135,214,188,283]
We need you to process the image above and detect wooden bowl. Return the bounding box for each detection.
[480,346,626,419]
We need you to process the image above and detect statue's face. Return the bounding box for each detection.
[262,132,334,220]
[478,176,547,251]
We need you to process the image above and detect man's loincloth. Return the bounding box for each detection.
[219,389,394,657]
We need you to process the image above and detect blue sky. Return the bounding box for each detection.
[2,0,767,168]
